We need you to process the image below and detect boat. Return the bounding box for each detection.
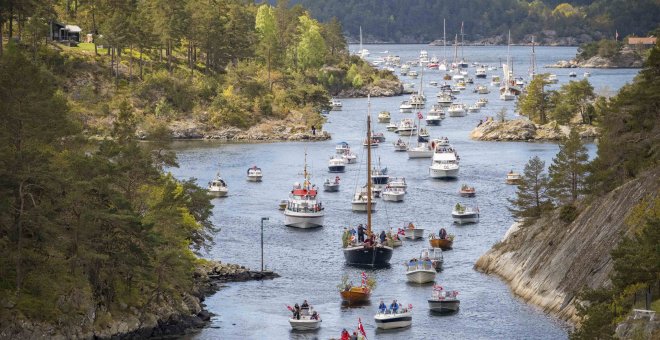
[455,80,466,91]
[371,162,389,190]
[429,235,454,251]
[328,156,346,173]
[400,64,410,76]
[459,184,476,197]
[429,145,459,179]
[506,170,522,184]
[500,88,516,101]
[338,273,374,304]
[374,307,412,330]
[452,203,479,224]
[583,72,590,78]
[278,199,288,210]
[378,111,391,123]
[429,80,438,86]
[324,177,340,192]
[428,285,460,313]
[406,258,436,284]
[408,70,418,79]
[410,94,425,109]
[403,223,425,240]
[343,100,394,268]
[399,100,413,113]
[387,177,407,190]
[491,75,501,86]
[393,139,408,151]
[426,104,445,126]
[407,143,433,159]
[476,85,490,94]
[372,132,386,143]
[386,122,398,131]
[396,118,416,136]
[363,138,379,148]
[447,103,466,117]
[500,31,522,100]
[419,50,430,65]
[437,92,454,106]
[432,137,450,148]
[417,128,430,142]
[330,98,342,111]
[284,155,324,228]
[382,186,405,202]
[340,149,357,164]
[569,71,577,78]
[246,166,263,182]
[467,104,480,113]
[351,187,377,212]
[546,73,559,84]
[402,82,416,94]
[288,304,322,331]
[476,98,488,107]
[208,172,228,197]
[336,141,350,154]
[357,26,369,59]
[420,248,444,272]
[475,65,487,78]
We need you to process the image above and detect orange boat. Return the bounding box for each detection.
[340,286,371,304]
[429,237,453,251]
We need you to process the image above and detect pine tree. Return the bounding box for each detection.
[508,156,552,220]
[517,75,551,124]
[548,128,589,204]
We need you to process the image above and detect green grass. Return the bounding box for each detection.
[651,299,660,313]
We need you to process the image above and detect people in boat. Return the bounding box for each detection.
[357,224,365,242]
[301,300,309,309]
[408,258,417,267]
[423,257,433,269]
[350,331,358,340]
[293,303,301,320]
[379,300,387,313]
[341,329,350,340]
[335,176,340,184]
[439,228,447,240]
[408,222,415,229]
[363,234,374,248]
[390,300,399,313]
[379,230,386,244]
[310,311,319,320]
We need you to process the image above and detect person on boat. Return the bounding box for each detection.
[310,311,319,320]
[341,329,350,340]
[350,331,358,340]
[439,228,447,240]
[379,300,387,313]
[408,258,417,268]
[390,300,399,313]
[379,230,386,244]
[301,300,309,309]
[363,235,373,248]
[423,257,433,269]
[408,222,415,230]
[335,176,340,184]
[357,224,365,243]
[293,303,301,320]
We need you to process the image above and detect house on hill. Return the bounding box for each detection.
[50,22,82,45]
[627,36,657,50]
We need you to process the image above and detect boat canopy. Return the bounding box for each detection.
[292,188,317,197]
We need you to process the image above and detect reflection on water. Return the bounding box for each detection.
[167,45,638,340]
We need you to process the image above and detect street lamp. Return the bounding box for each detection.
[261,217,269,272]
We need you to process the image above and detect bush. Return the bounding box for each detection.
[559,204,578,223]
[137,70,195,113]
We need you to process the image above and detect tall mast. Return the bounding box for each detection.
[304,148,309,187]
[443,19,447,62]
[460,22,465,60]
[359,26,363,55]
[366,96,372,235]
[530,36,536,78]
[453,34,458,64]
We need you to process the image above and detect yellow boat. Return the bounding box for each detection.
[340,286,371,304]
[429,238,453,251]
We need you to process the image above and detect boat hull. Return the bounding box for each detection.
[397,129,415,136]
[459,191,476,197]
[406,269,436,284]
[452,213,479,224]
[448,110,466,117]
[328,165,346,173]
[340,289,370,304]
[374,312,412,330]
[404,228,425,240]
[429,238,453,250]
[429,166,459,179]
[284,211,324,228]
[247,175,262,182]
[378,117,391,123]
[426,118,442,126]
[343,245,393,268]
[382,192,405,202]
[289,318,321,330]
[428,299,460,313]
[407,150,433,159]
[208,189,228,197]
[352,201,377,212]
[324,184,339,192]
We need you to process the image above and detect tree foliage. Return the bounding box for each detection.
[517,75,551,124]
[548,128,589,205]
[508,156,552,221]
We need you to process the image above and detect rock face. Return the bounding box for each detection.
[546,47,645,69]
[337,78,403,98]
[474,170,660,322]
[0,260,279,340]
[615,315,660,339]
[470,119,598,141]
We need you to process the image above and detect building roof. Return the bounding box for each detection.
[65,25,82,33]
[628,37,657,45]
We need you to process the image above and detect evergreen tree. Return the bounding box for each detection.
[550,79,595,124]
[508,156,552,220]
[548,128,589,204]
[517,74,551,124]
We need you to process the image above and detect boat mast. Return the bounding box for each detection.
[366,96,372,236]
[304,148,309,188]
[359,26,363,56]
[460,21,465,61]
[443,18,447,62]
[530,35,536,78]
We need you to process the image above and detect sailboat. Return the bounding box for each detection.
[500,31,517,101]
[458,22,468,68]
[407,112,433,159]
[357,26,369,59]
[343,97,394,268]
[529,36,537,80]
[438,19,448,71]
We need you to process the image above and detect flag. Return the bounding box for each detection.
[358,318,368,339]
[286,305,294,312]
[433,284,444,291]
[408,303,413,310]
[417,111,423,120]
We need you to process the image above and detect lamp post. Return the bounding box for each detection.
[261,217,269,272]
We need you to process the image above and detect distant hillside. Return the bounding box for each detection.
[288,0,660,44]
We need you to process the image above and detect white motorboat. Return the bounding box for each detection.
[363,138,380,148]
[393,139,408,152]
[476,98,488,107]
[378,111,391,123]
[491,75,501,86]
[454,81,466,91]
[428,286,460,313]
[374,309,412,330]
[475,66,487,78]
[397,118,416,136]
[406,258,436,284]
[400,64,410,76]
[246,166,263,182]
[452,203,479,224]
[431,137,450,148]
[407,143,433,159]
[429,80,438,86]
[372,132,386,143]
[387,177,407,190]
[340,150,357,164]
[419,50,430,65]
[429,146,459,179]
[208,173,228,197]
[399,100,413,113]
[420,248,444,272]
[546,73,559,84]
[476,85,490,94]
[408,70,419,79]
[437,92,454,106]
[506,171,522,184]
[447,103,466,117]
[467,104,480,113]
[569,71,577,78]
[382,186,405,202]
[323,177,340,192]
[386,122,398,131]
[583,72,590,78]
[328,156,346,173]
[500,89,516,101]
[330,98,342,111]
[289,306,322,330]
[371,164,389,190]
[410,94,425,109]
[336,141,350,154]
[426,104,445,126]
[351,187,377,212]
[284,158,324,228]
[404,224,425,240]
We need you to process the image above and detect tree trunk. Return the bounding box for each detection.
[92,8,98,55]
[110,47,115,77]
[167,40,172,75]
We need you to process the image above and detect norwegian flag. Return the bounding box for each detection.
[286,305,294,312]
[417,111,423,120]
[358,318,368,339]
[361,272,368,286]
[433,284,444,291]
[408,303,413,310]
[397,228,405,235]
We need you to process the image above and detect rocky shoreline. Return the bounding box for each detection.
[336,79,403,98]
[0,260,279,340]
[545,47,644,68]
[470,119,598,141]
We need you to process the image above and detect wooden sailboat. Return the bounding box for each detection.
[343,97,394,268]
[339,273,372,304]
[429,238,453,251]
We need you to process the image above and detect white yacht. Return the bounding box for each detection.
[378,110,391,123]
[437,92,453,106]
[328,156,346,173]
[475,66,487,78]
[335,141,350,154]
[429,146,459,179]
[406,258,436,284]
[351,187,377,212]
[386,122,399,131]
[426,104,444,126]
[451,203,479,224]
[246,166,263,182]
[382,186,405,202]
[476,85,490,94]
[284,159,324,229]
[476,98,488,107]
[407,143,433,159]
[374,308,412,330]
[208,172,228,197]
[410,94,425,109]
[408,70,419,79]
[387,177,407,190]
[399,100,413,113]
[447,103,466,117]
[330,98,342,110]
[396,118,416,136]
[467,104,480,113]
[393,139,408,151]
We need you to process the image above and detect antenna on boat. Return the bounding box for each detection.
[304,147,309,188]
[366,95,372,236]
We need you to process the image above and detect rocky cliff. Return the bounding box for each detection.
[546,47,645,68]
[474,169,660,322]
[470,119,598,141]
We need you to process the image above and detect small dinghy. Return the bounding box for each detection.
[429,228,453,250]
[393,139,408,152]
[403,223,424,240]
[288,302,321,331]
[374,302,413,329]
[324,177,340,192]
[459,184,476,197]
[247,166,263,182]
[452,203,479,224]
[405,258,436,284]
[428,285,460,314]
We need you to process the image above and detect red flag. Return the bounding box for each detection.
[417,111,423,120]
[358,318,368,339]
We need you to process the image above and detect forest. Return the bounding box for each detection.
[291,0,660,43]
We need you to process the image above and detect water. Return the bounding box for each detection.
[167,45,638,340]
